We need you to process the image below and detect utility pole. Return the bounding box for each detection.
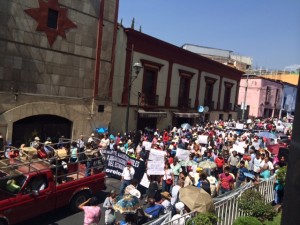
[241,73,249,120]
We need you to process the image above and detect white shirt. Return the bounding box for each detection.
[100,138,109,148]
[122,166,135,180]
[253,158,262,173]
[171,185,181,205]
[259,160,274,171]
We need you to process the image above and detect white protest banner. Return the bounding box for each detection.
[233,144,245,154]
[235,123,244,129]
[147,161,165,175]
[142,141,152,150]
[140,173,150,188]
[198,135,208,144]
[176,148,190,161]
[149,149,166,161]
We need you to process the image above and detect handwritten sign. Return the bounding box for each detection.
[149,149,166,161]
[198,135,208,144]
[140,173,150,188]
[147,161,165,175]
[176,148,190,161]
[142,141,152,150]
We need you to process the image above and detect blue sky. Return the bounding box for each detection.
[118,0,300,70]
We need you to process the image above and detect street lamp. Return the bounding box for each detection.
[125,62,143,133]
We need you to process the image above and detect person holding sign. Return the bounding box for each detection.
[120,161,135,195]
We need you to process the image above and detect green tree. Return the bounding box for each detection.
[186,213,218,225]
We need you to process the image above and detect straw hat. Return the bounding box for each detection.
[129,189,141,199]
[161,191,171,200]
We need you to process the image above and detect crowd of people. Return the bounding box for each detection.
[1,117,292,225]
[78,117,291,225]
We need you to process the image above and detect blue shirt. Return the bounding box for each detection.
[238,167,248,181]
[144,204,164,218]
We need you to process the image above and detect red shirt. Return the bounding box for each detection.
[215,157,225,168]
[219,173,234,190]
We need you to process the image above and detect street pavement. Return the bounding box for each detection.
[18,177,128,225]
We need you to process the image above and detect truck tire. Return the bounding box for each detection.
[69,191,91,212]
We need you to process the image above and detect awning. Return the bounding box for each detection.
[173,112,200,118]
[138,109,167,118]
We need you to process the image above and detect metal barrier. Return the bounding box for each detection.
[143,212,172,225]
[160,211,197,225]
[150,176,276,225]
[214,176,276,225]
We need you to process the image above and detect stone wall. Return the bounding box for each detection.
[0,0,117,143]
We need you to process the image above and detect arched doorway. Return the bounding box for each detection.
[12,115,72,146]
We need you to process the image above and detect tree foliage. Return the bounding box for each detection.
[187,212,218,225]
[238,189,277,222]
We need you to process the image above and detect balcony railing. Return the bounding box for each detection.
[223,103,232,111]
[204,100,214,110]
[141,94,159,106]
[178,97,191,109]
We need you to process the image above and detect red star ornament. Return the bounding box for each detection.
[25,0,77,46]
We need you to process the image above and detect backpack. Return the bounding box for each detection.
[201,179,211,195]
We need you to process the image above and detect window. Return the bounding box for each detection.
[142,69,158,105]
[140,59,163,106]
[178,70,194,108]
[265,86,271,104]
[223,82,233,111]
[219,114,223,120]
[275,89,279,106]
[204,77,217,109]
[47,8,59,29]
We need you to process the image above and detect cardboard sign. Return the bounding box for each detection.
[198,135,208,144]
[147,161,165,175]
[139,173,150,188]
[149,149,166,161]
[176,148,190,161]
[235,123,244,130]
[142,141,152,150]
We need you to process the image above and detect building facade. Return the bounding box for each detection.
[182,44,252,72]
[0,0,119,146]
[238,76,283,118]
[110,28,244,133]
[281,82,297,117]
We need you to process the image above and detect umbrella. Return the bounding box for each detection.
[180,160,197,167]
[113,195,140,214]
[181,123,192,130]
[257,132,277,139]
[267,144,280,155]
[109,134,115,140]
[96,127,107,133]
[179,185,215,213]
[244,172,255,180]
[198,160,217,169]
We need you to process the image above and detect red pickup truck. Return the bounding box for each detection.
[0,158,106,225]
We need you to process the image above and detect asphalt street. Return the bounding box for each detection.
[18,178,127,225]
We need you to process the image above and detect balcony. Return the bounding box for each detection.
[141,94,159,106]
[178,97,191,109]
[223,103,232,112]
[204,100,214,110]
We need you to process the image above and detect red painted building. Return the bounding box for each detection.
[110,28,244,132]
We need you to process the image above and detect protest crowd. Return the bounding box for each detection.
[2,117,292,225]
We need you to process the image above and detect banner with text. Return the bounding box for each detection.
[102,149,145,180]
